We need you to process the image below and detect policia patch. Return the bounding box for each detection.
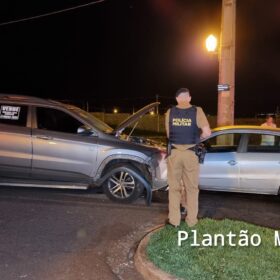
[172,118,192,127]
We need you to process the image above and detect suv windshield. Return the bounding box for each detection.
[69,107,113,134]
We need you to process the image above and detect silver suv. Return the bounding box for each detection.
[0,94,167,204]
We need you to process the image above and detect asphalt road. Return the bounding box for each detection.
[0,187,279,280]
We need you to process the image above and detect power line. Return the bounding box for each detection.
[0,0,105,27]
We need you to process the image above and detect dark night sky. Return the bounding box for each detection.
[0,0,279,117]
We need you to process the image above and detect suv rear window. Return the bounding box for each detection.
[0,104,28,127]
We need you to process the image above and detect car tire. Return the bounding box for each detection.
[102,163,145,203]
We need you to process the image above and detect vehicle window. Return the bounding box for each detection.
[0,104,28,127]
[205,133,241,153]
[68,107,113,134]
[36,107,84,134]
[247,133,280,153]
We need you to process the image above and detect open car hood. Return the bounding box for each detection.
[112,102,160,135]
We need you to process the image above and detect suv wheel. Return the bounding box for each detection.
[102,164,144,203]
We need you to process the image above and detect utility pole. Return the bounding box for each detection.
[217,0,236,126]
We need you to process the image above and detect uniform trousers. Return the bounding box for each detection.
[167,148,199,227]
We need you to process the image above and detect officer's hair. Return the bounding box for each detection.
[175,88,190,98]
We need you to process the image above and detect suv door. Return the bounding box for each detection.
[31,106,98,183]
[239,133,280,194]
[0,103,32,179]
[199,133,242,191]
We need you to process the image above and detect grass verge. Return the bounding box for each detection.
[147,218,280,280]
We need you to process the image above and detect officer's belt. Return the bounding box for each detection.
[171,145,196,152]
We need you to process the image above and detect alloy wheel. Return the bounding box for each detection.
[107,171,136,199]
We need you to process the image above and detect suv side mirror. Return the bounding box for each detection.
[77,125,93,136]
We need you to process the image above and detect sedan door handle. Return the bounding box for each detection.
[228,160,237,166]
[36,135,53,141]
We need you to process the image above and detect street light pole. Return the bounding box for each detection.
[217,0,236,126]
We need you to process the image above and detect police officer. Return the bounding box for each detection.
[165,88,211,227]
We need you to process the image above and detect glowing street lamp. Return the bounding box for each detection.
[206,34,218,53]
[113,108,118,114]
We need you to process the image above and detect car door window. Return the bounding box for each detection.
[205,133,241,153]
[0,104,28,127]
[36,107,84,134]
[247,133,280,153]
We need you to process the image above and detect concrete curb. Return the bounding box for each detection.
[134,225,180,280]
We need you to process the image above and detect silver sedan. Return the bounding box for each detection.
[199,126,280,195]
